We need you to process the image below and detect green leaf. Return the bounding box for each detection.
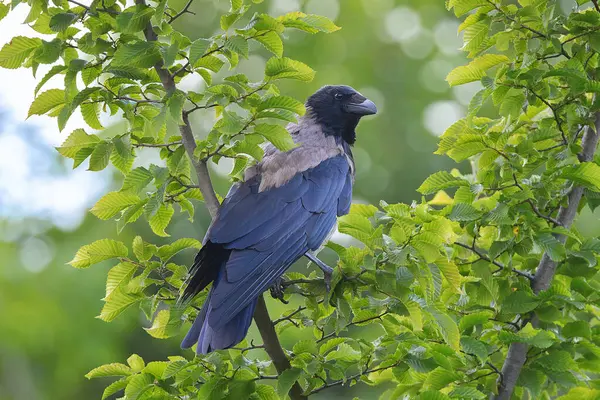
[111,135,134,173]
[257,96,305,115]
[189,38,211,66]
[148,203,174,237]
[56,128,100,158]
[0,36,41,69]
[254,123,296,151]
[91,191,140,220]
[430,309,460,350]
[88,141,113,171]
[499,323,557,348]
[224,35,248,58]
[28,88,65,117]
[502,291,540,314]
[116,6,154,34]
[446,54,509,86]
[562,162,600,191]
[534,350,576,372]
[449,386,486,399]
[124,373,153,400]
[132,236,157,262]
[423,367,462,390]
[265,57,315,81]
[101,379,128,400]
[106,262,137,298]
[534,232,566,262]
[198,377,227,400]
[81,102,104,129]
[418,171,469,195]
[254,31,283,57]
[35,65,67,95]
[563,320,591,339]
[122,167,154,193]
[112,41,161,68]
[460,336,487,362]
[277,368,302,399]
[447,0,489,17]
[144,307,184,338]
[255,384,279,400]
[0,4,8,22]
[69,239,128,269]
[99,286,143,322]
[459,311,493,332]
[157,238,201,261]
[556,387,600,400]
[325,342,361,362]
[279,12,340,33]
[85,363,132,379]
[49,12,78,32]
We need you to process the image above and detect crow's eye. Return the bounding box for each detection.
[334,93,343,100]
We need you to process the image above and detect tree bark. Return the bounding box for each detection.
[138,9,305,399]
[495,112,600,399]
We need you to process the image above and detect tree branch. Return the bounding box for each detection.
[136,5,304,399]
[254,295,307,400]
[495,112,600,400]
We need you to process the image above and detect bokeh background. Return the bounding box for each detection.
[0,0,595,399]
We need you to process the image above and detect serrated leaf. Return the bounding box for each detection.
[502,291,539,314]
[106,262,137,298]
[86,363,132,379]
[224,35,248,58]
[35,65,66,95]
[49,12,78,32]
[148,203,174,237]
[418,171,469,195]
[99,286,143,322]
[254,31,283,57]
[132,236,157,262]
[144,307,184,338]
[534,232,566,262]
[563,162,600,191]
[277,368,302,399]
[56,128,100,158]
[157,238,201,261]
[112,41,161,68]
[0,36,41,69]
[116,6,154,34]
[122,167,154,193]
[446,54,509,86]
[265,57,315,81]
[101,379,128,400]
[430,309,460,350]
[91,191,140,220]
[124,373,153,400]
[81,102,104,129]
[88,141,113,171]
[69,239,128,269]
[189,38,210,65]
[534,351,576,372]
[28,88,65,117]
[254,123,296,151]
[257,96,305,115]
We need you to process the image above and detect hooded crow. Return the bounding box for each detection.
[180,85,377,354]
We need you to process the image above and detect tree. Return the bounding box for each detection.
[2,0,600,398]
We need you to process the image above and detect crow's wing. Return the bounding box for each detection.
[206,155,352,330]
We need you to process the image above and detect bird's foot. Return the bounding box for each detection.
[305,252,334,293]
[269,277,289,304]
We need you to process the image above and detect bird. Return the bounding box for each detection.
[180,85,377,354]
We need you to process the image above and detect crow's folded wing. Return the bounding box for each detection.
[206,155,352,329]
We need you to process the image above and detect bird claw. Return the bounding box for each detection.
[323,269,332,293]
[269,277,288,304]
[305,252,334,293]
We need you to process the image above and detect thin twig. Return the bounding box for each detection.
[455,242,534,280]
[169,0,196,23]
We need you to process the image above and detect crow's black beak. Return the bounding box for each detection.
[345,98,378,116]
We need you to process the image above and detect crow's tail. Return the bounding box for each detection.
[181,287,257,354]
[180,240,256,353]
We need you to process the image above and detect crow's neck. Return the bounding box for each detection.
[307,109,360,146]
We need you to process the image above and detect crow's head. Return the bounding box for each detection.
[306,85,377,145]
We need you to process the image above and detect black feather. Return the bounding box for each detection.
[181,241,231,302]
